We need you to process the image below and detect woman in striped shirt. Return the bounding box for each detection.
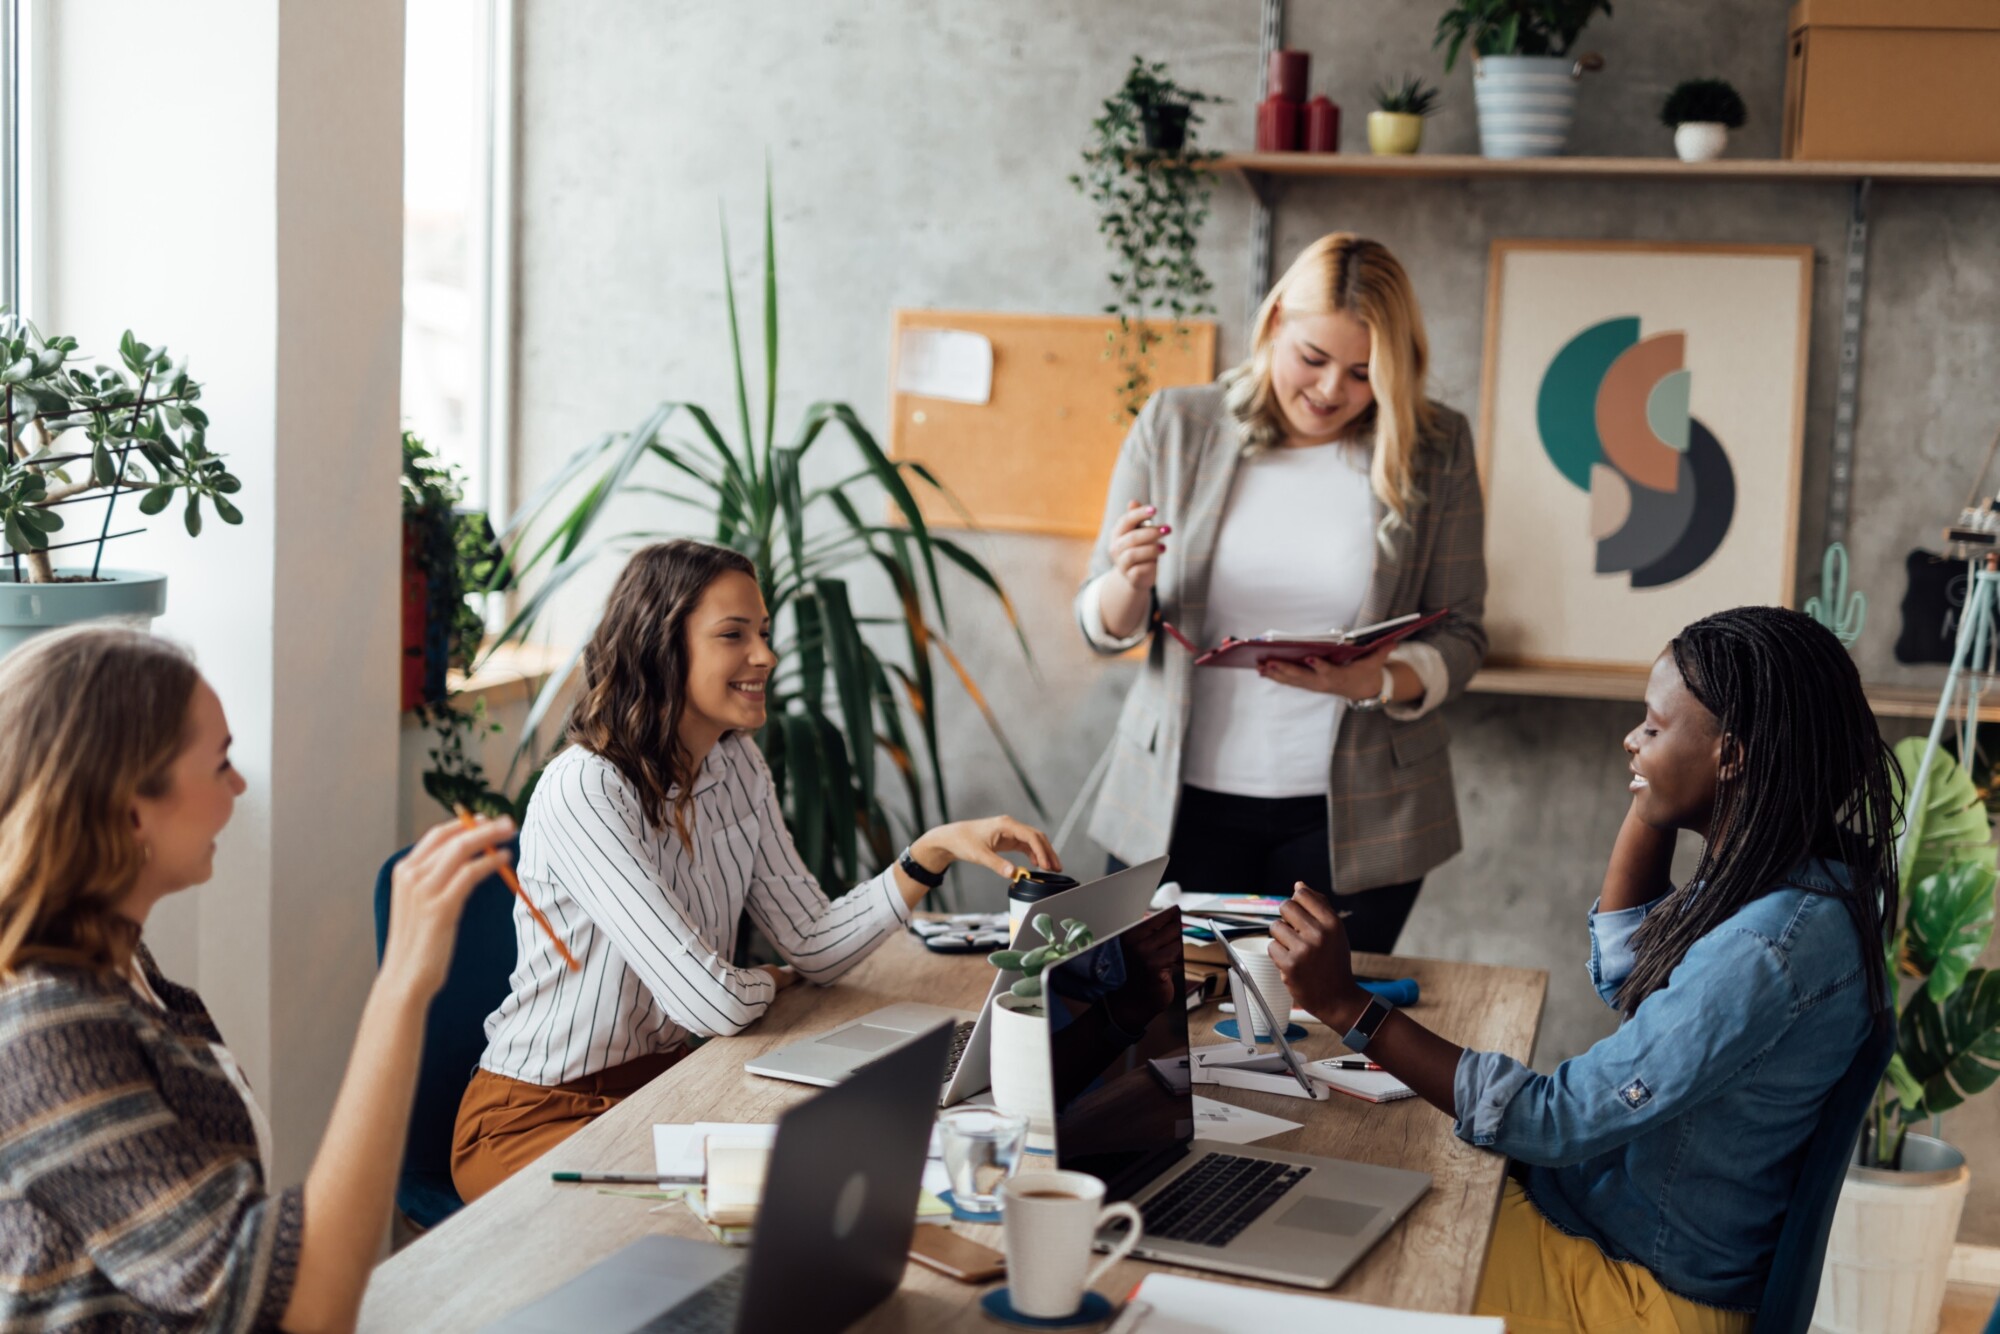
[0,625,517,1333]
[450,539,1058,1202]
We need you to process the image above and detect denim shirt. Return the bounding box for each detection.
[1453,861,1872,1310]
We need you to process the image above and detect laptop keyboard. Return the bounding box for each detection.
[1140,1153,1312,1248]
[638,1266,745,1333]
[942,1019,977,1080]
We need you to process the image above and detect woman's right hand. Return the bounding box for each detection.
[1108,500,1169,597]
[378,815,517,1002]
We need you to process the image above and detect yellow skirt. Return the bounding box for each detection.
[1473,1179,1754,1334]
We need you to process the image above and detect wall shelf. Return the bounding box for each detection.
[1213,152,2000,186]
[1466,664,2000,723]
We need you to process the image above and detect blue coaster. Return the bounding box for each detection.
[979,1288,1114,1328]
[938,1188,1004,1224]
[1215,1018,1307,1043]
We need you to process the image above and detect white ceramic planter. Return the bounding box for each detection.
[1674,122,1729,162]
[1810,1135,1968,1334]
[1472,55,1584,158]
[0,569,168,658]
[988,993,1055,1148]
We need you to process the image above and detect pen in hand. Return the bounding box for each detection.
[453,803,581,972]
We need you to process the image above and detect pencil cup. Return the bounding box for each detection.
[999,1171,1143,1319]
[1233,937,1293,1039]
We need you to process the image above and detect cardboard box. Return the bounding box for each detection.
[1785,0,2000,162]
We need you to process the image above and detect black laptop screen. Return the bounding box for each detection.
[1046,907,1196,1198]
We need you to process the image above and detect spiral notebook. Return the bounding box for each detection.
[1303,1060,1418,1104]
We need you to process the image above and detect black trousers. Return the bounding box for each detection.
[1110,784,1422,955]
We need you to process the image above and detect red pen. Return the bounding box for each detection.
[1158,618,1199,654]
[1324,1057,1385,1072]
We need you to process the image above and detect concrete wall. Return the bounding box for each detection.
[510,1,2000,1240]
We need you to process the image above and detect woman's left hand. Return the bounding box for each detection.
[1268,882,1367,1030]
[913,817,1062,880]
[1259,644,1393,701]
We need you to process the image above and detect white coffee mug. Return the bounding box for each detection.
[999,1171,1144,1319]
[1234,936,1293,1038]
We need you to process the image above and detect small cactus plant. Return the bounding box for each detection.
[987,915,1096,1003]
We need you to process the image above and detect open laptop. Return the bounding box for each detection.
[481,1022,951,1334]
[743,856,1167,1104]
[1044,907,1431,1290]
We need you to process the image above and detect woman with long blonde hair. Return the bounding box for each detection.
[1077,233,1487,950]
[0,625,516,1333]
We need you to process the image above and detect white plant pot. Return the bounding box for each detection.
[988,993,1055,1149]
[1674,122,1730,162]
[1811,1135,1968,1334]
[0,568,168,659]
[1472,54,1584,158]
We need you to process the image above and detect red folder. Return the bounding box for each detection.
[1161,608,1451,669]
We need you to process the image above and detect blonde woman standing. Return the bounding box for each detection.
[1077,234,1487,952]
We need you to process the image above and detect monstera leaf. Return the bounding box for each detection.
[1897,968,2000,1119]
[1893,737,1999,893]
[1908,861,1998,1001]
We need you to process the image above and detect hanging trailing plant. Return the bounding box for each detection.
[1071,55,1221,420]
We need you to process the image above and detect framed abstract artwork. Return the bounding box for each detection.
[1477,239,1812,674]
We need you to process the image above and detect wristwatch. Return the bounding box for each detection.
[1341,992,1395,1053]
[1348,665,1396,713]
[897,845,946,890]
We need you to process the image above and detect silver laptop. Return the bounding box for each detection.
[1046,908,1431,1290]
[743,857,1168,1104]
[481,1023,952,1334]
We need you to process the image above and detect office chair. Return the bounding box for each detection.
[372,838,521,1231]
[1750,1008,1897,1334]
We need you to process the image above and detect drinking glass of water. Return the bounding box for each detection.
[938,1106,1030,1213]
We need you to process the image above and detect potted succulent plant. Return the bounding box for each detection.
[1660,78,1746,163]
[0,314,236,655]
[1813,738,1993,1334]
[985,915,1097,1142]
[1434,0,1611,158]
[1369,75,1442,155]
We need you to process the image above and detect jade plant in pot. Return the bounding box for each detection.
[985,915,1096,1141]
[1813,738,1995,1333]
[0,314,235,655]
[1434,0,1611,158]
[1660,78,1746,163]
[1369,75,1442,155]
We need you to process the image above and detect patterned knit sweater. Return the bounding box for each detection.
[0,947,303,1333]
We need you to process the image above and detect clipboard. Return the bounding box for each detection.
[1161,608,1452,669]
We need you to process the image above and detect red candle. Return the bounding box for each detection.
[1267,49,1310,103]
[1305,95,1340,153]
[1257,96,1303,152]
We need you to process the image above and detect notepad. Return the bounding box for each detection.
[704,1142,769,1227]
[652,1122,777,1180]
[1124,1273,1502,1331]
[1301,1060,1417,1104]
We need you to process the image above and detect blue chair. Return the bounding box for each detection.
[1750,1009,1897,1334]
[371,839,521,1231]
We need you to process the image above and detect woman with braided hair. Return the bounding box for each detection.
[1269,606,1898,1333]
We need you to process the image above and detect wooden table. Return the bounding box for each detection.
[358,935,1545,1331]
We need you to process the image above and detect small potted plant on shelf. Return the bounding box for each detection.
[1071,55,1222,419]
[1369,75,1442,155]
[984,916,1096,1141]
[1434,0,1611,158]
[1813,738,1992,1332]
[0,314,237,655]
[1660,78,1746,163]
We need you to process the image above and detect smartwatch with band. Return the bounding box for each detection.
[1341,992,1395,1053]
[897,845,946,890]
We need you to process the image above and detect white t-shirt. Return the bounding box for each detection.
[1181,442,1379,798]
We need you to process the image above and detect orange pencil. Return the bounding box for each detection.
[453,804,580,972]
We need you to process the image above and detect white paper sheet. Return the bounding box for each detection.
[895,327,993,404]
[1125,1273,1504,1332]
[1189,1095,1300,1145]
[652,1122,776,1180]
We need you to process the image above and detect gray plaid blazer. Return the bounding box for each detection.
[1076,383,1488,894]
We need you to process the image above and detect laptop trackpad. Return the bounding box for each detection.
[814,1024,909,1052]
[1274,1196,1379,1237]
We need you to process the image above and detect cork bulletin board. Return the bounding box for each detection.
[887,309,1217,538]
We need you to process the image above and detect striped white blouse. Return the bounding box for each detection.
[477,733,910,1086]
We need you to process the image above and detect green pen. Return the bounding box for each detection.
[551,1170,703,1186]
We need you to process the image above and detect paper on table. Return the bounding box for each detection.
[1190,1095,1300,1145]
[653,1122,776,1180]
[894,328,993,404]
[1127,1273,1504,1332]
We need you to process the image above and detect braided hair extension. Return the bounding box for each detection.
[1612,606,1900,1017]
